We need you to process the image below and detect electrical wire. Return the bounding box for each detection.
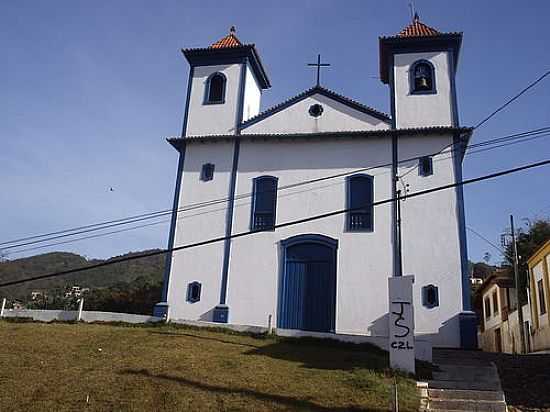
[3,127,550,255]
[3,125,549,252]
[1,158,549,288]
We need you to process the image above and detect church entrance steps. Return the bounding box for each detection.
[419,349,508,412]
[428,389,504,402]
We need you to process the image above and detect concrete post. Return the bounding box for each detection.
[0,298,6,318]
[77,298,84,322]
[389,275,415,374]
[268,314,273,334]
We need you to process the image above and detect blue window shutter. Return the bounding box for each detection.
[252,176,278,231]
[347,174,374,231]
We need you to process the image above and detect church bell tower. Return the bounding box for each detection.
[182,27,271,137]
[379,14,462,129]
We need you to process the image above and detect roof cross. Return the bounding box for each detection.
[307,54,331,87]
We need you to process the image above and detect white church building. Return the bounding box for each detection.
[154,16,477,349]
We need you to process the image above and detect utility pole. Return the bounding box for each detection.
[392,134,403,278]
[510,215,527,354]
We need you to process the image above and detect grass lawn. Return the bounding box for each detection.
[0,321,419,411]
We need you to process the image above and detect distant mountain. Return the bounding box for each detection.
[0,250,165,301]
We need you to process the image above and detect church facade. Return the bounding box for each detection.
[155,17,476,348]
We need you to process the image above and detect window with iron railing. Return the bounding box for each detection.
[251,176,278,231]
[346,174,374,232]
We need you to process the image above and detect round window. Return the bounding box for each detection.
[308,103,324,118]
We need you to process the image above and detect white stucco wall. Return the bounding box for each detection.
[229,138,393,334]
[393,51,454,129]
[242,93,390,135]
[185,64,241,136]
[166,132,465,347]
[242,63,261,122]
[166,142,235,321]
[397,134,463,347]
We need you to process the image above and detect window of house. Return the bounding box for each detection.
[187,281,202,303]
[347,174,374,231]
[485,297,491,319]
[419,156,433,177]
[251,176,278,231]
[201,163,215,181]
[422,284,439,309]
[493,290,499,314]
[205,72,226,104]
[538,279,547,315]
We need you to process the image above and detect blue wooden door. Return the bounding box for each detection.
[279,242,336,332]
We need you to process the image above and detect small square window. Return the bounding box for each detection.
[201,163,215,182]
[422,284,439,309]
[187,281,202,303]
[419,156,433,177]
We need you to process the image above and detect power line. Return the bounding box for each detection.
[400,68,550,178]
[3,126,550,254]
[466,226,506,255]
[1,158,549,289]
[5,219,172,256]
[4,179,350,255]
[474,70,550,130]
[3,125,549,252]
[7,133,547,256]
[4,65,549,251]
[4,128,550,255]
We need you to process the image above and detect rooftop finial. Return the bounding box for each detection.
[413,12,419,22]
[229,25,236,34]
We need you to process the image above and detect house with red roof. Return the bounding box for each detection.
[154,16,476,349]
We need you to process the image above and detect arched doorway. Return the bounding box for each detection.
[278,234,337,333]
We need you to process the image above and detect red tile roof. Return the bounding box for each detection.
[210,26,243,49]
[397,13,440,37]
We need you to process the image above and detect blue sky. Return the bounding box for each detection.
[2,0,549,265]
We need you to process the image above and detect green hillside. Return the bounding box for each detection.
[0,250,165,301]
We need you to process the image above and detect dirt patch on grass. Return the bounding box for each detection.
[0,321,419,411]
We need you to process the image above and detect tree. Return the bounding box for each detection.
[503,218,550,304]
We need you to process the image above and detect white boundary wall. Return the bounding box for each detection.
[1,309,163,324]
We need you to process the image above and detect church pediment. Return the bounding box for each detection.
[240,86,391,135]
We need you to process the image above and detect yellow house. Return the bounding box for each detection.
[527,239,550,352]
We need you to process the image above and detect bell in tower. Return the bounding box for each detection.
[414,63,432,92]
